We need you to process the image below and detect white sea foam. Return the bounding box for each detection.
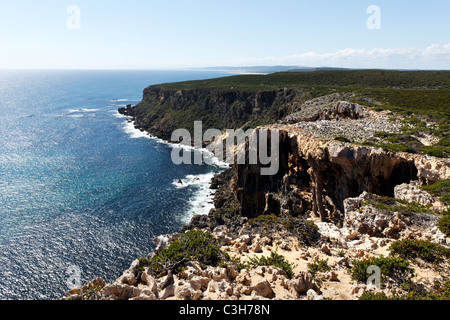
[110,98,141,103]
[172,173,213,189]
[112,110,131,118]
[120,118,229,169]
[67,108,100,114]
[174,172,217,224]
[167,140,229,169]
[120,119,230,170]
[120,118,229,224]
[122,120,152,139]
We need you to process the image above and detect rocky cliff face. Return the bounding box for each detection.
[72,85,450,302]
[232,126,449,226]
[237,130,414,222]
[120,88,450,230]
[119,86,311,141]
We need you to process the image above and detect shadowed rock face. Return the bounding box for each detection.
[235,130,419,225]
[119,87,449,229]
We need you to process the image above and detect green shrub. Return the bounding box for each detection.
[248,214,280,228]
[351,256,412,284]
[249,251,296,279]
[377,143,411,153]
[359,292,401,300]
[334,136,352,143]
[363,195,434,214]
[389,239,450,265]
[422,179,450,205]
[438,213,450,237]
[360,281,450,300]
[426,281,450,300]
[144,230,221,275]
[423,145,450,158]
[222,253,251,272]
[307,259,331,278]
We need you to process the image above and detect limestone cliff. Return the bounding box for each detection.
[119,86,311,141]
[67,81,450,301]
[118,86,449,232]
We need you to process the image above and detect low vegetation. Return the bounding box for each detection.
[307,259,332,287]
[362,195,435,214]
[422,179,450,206]
[307,259,331,278]
[438,211,450,237]
[136,69,450,158]
[359,281,450,300]
[351,256,412,285]
[138,229,298,281]
[248,250,297,279]
[157,70,450,92]
[389,239,450,265]
[246,214,321,246]
[139,230,222,275]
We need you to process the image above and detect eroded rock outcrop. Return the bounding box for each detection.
[69,86,450,302]
[234,128,439,226]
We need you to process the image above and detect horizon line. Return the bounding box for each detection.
[1,66,450,72]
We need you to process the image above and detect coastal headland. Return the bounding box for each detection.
[64,70,450,301]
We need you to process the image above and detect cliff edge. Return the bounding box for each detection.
[65,71,450,301]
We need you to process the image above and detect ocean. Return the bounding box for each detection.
[0,69,231,300]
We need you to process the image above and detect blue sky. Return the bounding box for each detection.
[0,0,449,69]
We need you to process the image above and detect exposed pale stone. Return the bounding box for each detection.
[287,272,317,297]
[102,284,142,300]
[394,181,435,206]
[307,289,325,300]
[117,272,137,286]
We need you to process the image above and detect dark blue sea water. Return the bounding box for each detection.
[0,70,230,300]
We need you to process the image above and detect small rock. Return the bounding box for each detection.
[327,271,339,282]
[118,272,137,286]
[307,289,325,300]
[154,235,171,251]
[250,242,263,253]
[255,266,266,276]
[321,244,331,255]
[160,284,175,300]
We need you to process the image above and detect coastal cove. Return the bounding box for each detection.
[0,70,233,300]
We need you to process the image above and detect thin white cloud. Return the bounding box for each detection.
[3,43,448,70]
[174,43,450,70]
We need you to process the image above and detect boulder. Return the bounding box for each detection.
[394,181,435,206]
[251,279,274,298]
[286,272,317,297]
[307,289,325,300]
[345,202,407,239]
[117,271,137,286]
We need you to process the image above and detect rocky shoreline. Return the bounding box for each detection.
[63,90,449,301]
